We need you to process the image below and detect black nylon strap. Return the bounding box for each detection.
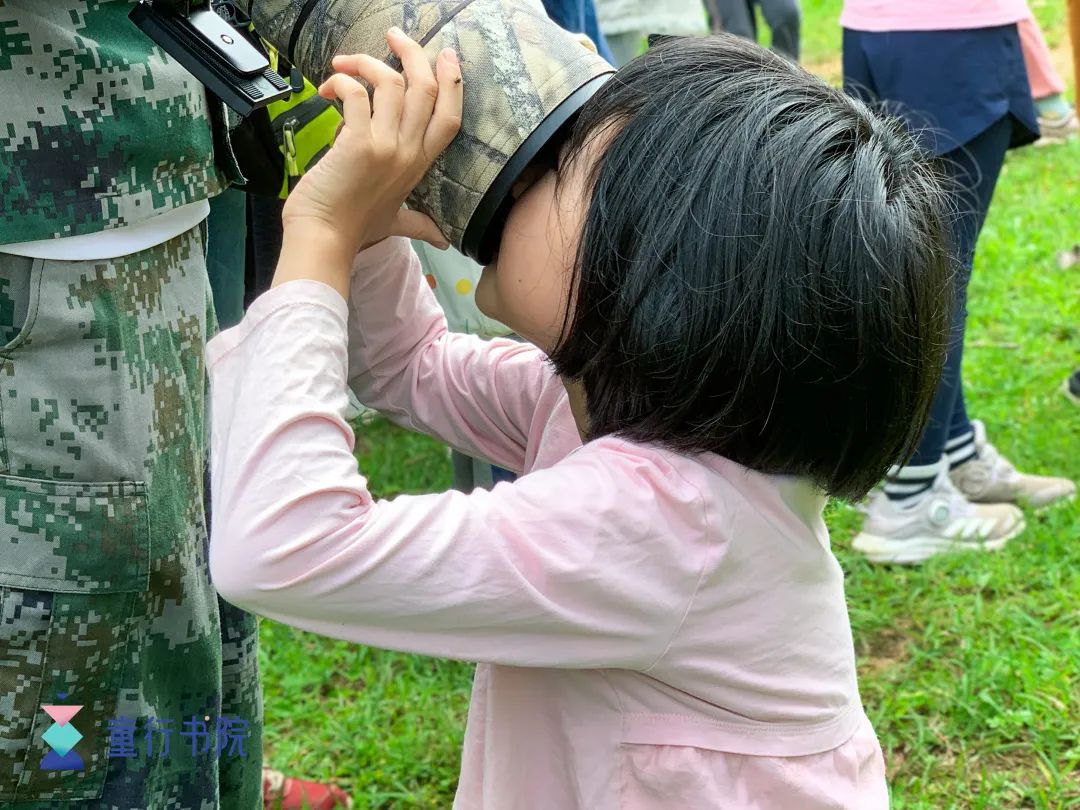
[384,0,480,71]
[418,0,479,47]
[288,0,322,65]
[149,0,195,13]
[271,94,330,135]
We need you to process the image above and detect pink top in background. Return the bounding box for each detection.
[1018,14,1066,98]
[206,237,888,809]
[841,0,1030,32]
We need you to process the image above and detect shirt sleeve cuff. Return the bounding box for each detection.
[205,279,349,371]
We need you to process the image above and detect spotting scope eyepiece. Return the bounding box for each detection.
[236,0,615,263]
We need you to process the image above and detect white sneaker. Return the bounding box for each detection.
[852,468,1025,564]
[343,388,379,424]
[1065,369,1080,406]
[1035,109,1079,145]
[949,421,1076,508]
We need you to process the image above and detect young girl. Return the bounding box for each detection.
[207,30,952,808]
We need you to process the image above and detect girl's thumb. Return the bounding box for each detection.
[391,209,451,249]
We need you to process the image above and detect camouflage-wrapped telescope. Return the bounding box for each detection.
[237,0,616,262]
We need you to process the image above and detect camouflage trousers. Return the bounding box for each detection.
[0,227,262,808]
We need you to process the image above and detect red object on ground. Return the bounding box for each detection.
[263,767,353,810]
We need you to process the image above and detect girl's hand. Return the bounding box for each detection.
[277,28,463,285]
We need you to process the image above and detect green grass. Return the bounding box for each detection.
[259,4,1080,807]
[801,0,844,67]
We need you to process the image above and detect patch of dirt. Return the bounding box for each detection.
[979,749,1038,773]
[856,620,913,677]
[804,54,842,87]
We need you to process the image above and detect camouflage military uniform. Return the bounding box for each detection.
[0,2,261,806]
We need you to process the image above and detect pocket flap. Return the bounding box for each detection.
[0,474,150,593]
[622,703,865,758]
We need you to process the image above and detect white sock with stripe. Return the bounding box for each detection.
[884,457,946,504]
[945,428,978,469]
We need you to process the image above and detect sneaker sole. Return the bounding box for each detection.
[852,519,1025,565]
[965,489,1076,511]
[1035,114,1079,146]
[1034,134,1076,147]
[1030,490,1076,510]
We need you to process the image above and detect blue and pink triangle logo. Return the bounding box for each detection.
[40,693,84,771]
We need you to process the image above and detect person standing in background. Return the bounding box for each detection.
[1063,0,1080,405]
[594,0,708,65]
[207,191,250,331]
[539,0,615,63]
[706,0,801,61]
[1017,12,1079,142]
[0,2,262,807]
[842,0,1076,564]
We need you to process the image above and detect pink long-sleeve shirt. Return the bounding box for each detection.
[206,237,888,809]
[841,0,1029,32]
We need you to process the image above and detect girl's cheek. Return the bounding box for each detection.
[474,267,499,319]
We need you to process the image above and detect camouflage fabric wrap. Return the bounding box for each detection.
[0,1,226,246]
[238,0,615,253]
[0,230,262,808]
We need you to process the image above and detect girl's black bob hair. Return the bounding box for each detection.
[547,35,953,501]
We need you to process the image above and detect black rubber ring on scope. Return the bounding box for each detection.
[461,73,611,264]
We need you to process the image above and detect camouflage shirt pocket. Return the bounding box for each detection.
[0,473,150,803]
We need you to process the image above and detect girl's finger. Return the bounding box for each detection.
[387,27,439,145]
[317,73,372,130]
[424,48,464,158]
[330,52,405,139]
[389,208,450,248]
